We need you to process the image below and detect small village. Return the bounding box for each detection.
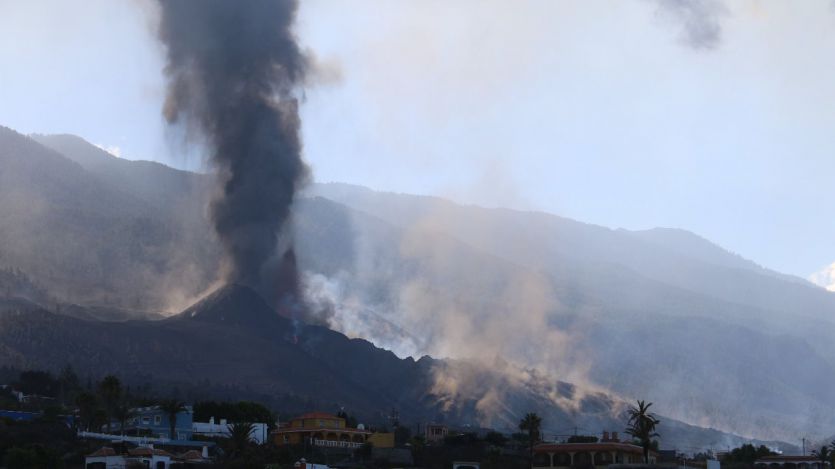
[1,369,831,469]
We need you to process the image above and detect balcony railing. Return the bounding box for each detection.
[313,439,363,449]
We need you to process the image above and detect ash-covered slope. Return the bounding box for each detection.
[0,284,427,419]
[174,284,283,328]
[304,182,835,441]
[0,285,792,452]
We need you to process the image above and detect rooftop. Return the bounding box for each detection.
[295,412,341,420]
[535,441,652,455]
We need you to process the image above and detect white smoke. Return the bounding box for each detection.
[809,262,835,292]
[302,271,425,357]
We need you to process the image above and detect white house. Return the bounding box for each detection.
[85,445,173,469]
[84,444,210,468]
[191,416,269,444]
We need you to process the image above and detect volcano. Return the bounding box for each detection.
[173,283,286,329]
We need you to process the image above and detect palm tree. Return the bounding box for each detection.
[625,400,660,464]
[113,404,135,435]
[97,375,121,433]
[159,399,186,440]
[519,412,542,468]
[226,422,256,458]
[812,446,832,469]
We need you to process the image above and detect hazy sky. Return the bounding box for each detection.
[1,0,834,279]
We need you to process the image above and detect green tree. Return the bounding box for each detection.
[407,435,425,463]
[483,445,503,469]
[159,399,186,440]
[113,404,135,435]
[625,400,660,464]
[97,375,121,433]
[75,392,97,431]
[336,410,358,428]
[226,422,256,458]
[484,430,508,447]
[723,444,775,464]
[4,445,63,469]
[57,365,80,406]
[519,412,542,468]
[813,446,832,468]
[16,370,61,400]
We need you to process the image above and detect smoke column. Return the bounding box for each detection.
[156,0,308,309]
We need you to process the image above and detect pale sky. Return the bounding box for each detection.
[1,0,834,279]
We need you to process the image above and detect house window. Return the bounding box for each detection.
[284,435,289,443]
[142,417,151,425]
[154,415,161,425]
[319,420,324,427]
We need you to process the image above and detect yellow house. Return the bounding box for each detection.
[273,412,395,449]
[367,432,395,448]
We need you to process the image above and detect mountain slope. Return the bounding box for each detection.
[0,286,793,452]
[292,194,835,441]
[0,128,218,309]
[31,133,209,209]
[2,130,834,444]
[308,183,835,323]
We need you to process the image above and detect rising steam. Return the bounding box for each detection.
[156,0,308,310]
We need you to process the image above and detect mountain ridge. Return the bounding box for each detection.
[0,128,833,445]
[0,283,797,452]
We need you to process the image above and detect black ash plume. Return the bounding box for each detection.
[156,0,308,312]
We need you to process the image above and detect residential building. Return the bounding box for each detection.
[424,423,449,443]
[0,409,40,422]
[77,429,215,451]
[532,437,657,468]
[0,409,74,426]
[192,416,269,444]
[367,431,395,448]
[273,412,372,449]
[85,445,175,469]
[755,455,830,469]
[126,405,194,440]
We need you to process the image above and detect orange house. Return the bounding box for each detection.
[273,412,372,449]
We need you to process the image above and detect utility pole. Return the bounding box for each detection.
[802,438,806,456]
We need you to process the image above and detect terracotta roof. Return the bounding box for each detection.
[535,442,652,455]
[757,456,824,463]
[179,450,204,460]
[128,447,174,457]
[296,412,341,420]
[274,427,371,435]
[89,447,117,457]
